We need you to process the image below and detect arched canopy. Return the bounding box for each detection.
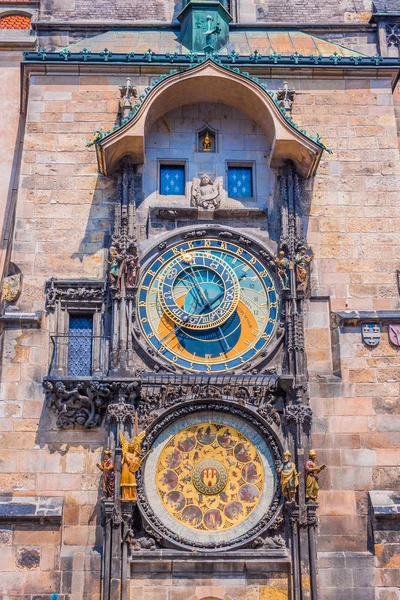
[96,60,324,178]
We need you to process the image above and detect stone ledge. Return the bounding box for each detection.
[0,310,43,327]
[0,496,63,522]
[334,310,400,324]
[369,490,400,519]
[130,552,290,574]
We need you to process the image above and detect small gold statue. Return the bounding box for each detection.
[305,449,326,502]
[202,130,212,152]
[120,425,146,502]
[97,449,115,500]
[277,450,300,502]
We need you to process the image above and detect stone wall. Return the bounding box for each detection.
[37,0,375,25]
[1,66,399,599]
[0,52,24,283]
[129,564,290,600]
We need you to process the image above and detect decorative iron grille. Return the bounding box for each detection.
[67,315,93,376]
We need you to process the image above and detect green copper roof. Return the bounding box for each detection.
[87,56,332,153]
[64,28,364,57]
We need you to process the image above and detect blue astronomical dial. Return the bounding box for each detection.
[137,238,280,373]
[159,252,240,330]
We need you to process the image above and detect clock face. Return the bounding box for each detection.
[156,422,264,533]
[137,237,280,373]
[142,410,277,548]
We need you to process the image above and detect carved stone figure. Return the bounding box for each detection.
[97,449,115,500]
[294,246,314,293]
[2,273,22,303]
[120,430,146,501]
[305,449,326,502]
[277,450,299,502]
[275,250,291,289]
[124,252,140,287]
[108,246,123,287]
[192,174,222,210]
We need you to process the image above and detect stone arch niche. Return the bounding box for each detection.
[96,59,323,178]
[143,101,273,209]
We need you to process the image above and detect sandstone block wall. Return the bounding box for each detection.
[0,63,399,598]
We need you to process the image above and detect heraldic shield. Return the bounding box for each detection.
[362,324,381,347]
[389,324,400,347]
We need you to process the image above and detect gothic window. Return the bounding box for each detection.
[160,164,185,195]
[68,314,93,377]
[227,165,253,198]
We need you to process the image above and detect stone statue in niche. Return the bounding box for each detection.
[275,250,291,289]
[305,449,326,502]
[192,174,223,210]
[277,450,300,502]
[294,245,314,293]
[97,449,115,500]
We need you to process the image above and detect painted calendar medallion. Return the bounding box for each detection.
[137,237,280,373]
[157,422,263,531]
[143,411,277,548]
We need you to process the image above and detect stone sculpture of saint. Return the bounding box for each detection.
[277,450,300,502]
[275,250,291,289]
[107,246,123,288]
[123,252,140,288]
[192,174,223,210]
[97,449,115,500]
[305,449,326,502]
[294,246,314,293]
[120,430,146,502]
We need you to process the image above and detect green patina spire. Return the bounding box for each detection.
[178,0,232,53]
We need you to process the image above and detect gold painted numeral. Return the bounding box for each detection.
[138,301,146,307]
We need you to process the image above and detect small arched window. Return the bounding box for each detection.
[0,14,31,29]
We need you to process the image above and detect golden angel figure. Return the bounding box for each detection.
[119,430,146,502]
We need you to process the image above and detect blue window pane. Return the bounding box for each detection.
[160,165,185,195]
[68,315,93,377]
[228,167,253,198]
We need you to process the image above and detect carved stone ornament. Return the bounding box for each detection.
[251,534,286,550]
[192,174,223,209]
[136,402,283,551]
[285,404,312,425]
[44,380,140,429]
[45,279,105,310]
[2,273,22,303]
[138,374,281,427]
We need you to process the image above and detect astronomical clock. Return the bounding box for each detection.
[136,232,281,374]
[133,228,284,551]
